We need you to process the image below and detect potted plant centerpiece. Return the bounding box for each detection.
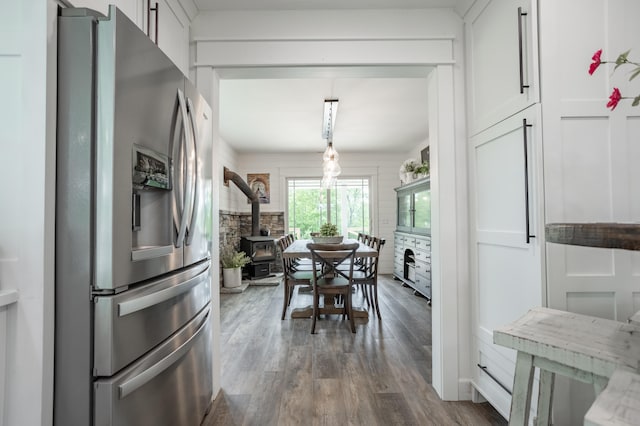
[221,246,251,288]
[312,223,343,244]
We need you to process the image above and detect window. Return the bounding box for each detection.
[287,177,370,239]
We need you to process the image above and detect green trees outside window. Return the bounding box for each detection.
[287,178,370,239]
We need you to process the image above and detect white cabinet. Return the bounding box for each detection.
[466,0,538,135]
[395,178,431,235]
[393,234,404,278]
[153,0,190,75]
[468,105,544,417]
[467,0,640,421]
[466,0,544,418]
[394,178,432,300]
[69,0,190,74]
[393,232,431,300]
[113,0,145,30]
[70,0,145,29]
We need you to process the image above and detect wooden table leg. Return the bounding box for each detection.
[593,375,609,396]
[535,369,554,426]
[290,306,313,318]
[510,351,535,425]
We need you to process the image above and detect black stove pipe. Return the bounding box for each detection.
[223,167,260,236]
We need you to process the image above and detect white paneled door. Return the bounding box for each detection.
[470,106,544,418]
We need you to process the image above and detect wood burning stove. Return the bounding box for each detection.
[223,168,277,279]
[240,236,276,279]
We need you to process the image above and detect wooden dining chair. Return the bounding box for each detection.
[306,242,359,334]
[277,236,312,320]
[351,233,369,272]
[285,233,314,272]
[352,237,385,320]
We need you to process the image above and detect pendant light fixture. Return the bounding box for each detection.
[321,99,340,188]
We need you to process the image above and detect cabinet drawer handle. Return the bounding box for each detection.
[517,7,529,94]
[478,364,512,395]
[147,1,159,45]
[523,118,535,244]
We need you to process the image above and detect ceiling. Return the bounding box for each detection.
[218,66,432,154]
[200,0,460,154]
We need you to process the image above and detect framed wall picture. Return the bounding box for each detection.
[247,173,270,204]
[421,146,430,167]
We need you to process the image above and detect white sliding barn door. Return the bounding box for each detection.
[540,0,640,423]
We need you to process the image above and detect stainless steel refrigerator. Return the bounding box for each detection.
[55,6,213,425]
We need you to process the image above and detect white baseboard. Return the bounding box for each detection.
[458,378,473,401]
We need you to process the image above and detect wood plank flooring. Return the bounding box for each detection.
[202,275,507,426]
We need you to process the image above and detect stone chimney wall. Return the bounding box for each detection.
[218,210,285,281]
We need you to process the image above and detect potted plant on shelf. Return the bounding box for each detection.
[221,246,251,288]
[312,223,343,244]
[399,158,418,184]
[415,162,429,178]
[399,158,429,184]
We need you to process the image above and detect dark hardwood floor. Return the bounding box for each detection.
[202,274,507,426]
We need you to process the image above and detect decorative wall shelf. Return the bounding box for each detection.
[545,223,640,251]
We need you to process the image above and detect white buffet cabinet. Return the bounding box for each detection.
[393,177,431,301]
[393,232,432,301]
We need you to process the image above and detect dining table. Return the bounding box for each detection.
[282,238,378,319]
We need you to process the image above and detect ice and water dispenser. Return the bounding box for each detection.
[131,145,174,256]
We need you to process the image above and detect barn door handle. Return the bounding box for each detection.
[517,7,529,94]
[523,118,535,244]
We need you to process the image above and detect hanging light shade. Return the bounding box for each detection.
[322,141,340,163]
[323,158,342,177]
[321,99,341,183]
[322,140,341,177]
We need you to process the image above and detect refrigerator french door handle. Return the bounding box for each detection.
[118,308,210,399]
[185,97,200,245]
[174,89,191,248]
[170,113,183,244]
[117,263,209,316]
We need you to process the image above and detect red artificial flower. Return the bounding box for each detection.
[607,87,622,110]
[589,49,603,75]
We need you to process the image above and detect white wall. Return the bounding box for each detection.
[192,9,459,68]
[194,7,460,280]
[226,149,410,275]
[0,1,58,424]
[2,5,467,424]
[192,9,459,43]
[540,0,640,422]
[193,7,469,401]
[218,137,241,212]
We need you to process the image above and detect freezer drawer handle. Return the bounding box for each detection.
[118,310,209,399]
[118,269,207,317]
[130,244,174,261]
